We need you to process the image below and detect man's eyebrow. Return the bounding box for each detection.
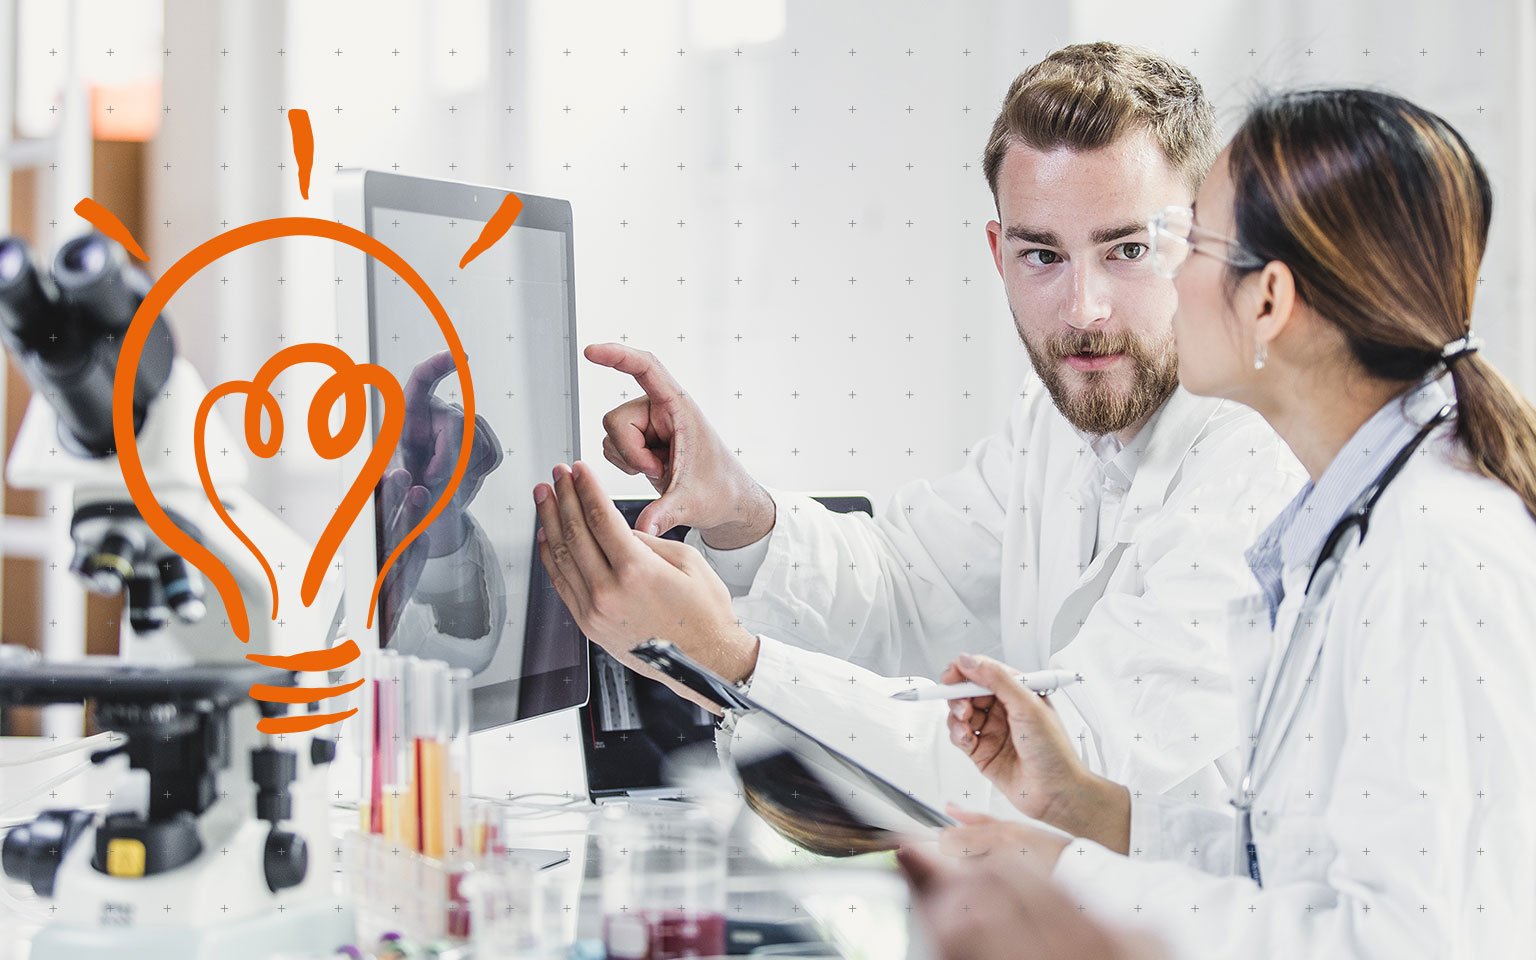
[1089,221,1149,245]
[1004,223,1148,246]
[1003,225,1063,246]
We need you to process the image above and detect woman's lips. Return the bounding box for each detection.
[1062,352,1125,372]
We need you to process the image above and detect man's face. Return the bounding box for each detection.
[986,130,1192,435]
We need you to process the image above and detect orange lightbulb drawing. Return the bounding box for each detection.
[88,108,523,733]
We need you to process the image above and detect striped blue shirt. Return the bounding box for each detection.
[1244,378,1452,626]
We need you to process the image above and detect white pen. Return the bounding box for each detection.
[889,670,1082,701]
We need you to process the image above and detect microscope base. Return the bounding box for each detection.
[27,903,356,960]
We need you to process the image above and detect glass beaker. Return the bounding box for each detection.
[599,802,727,960]
[459,854,564,959]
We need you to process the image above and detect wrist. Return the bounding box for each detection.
[700,482,775,550]
[1039,771,1130,854]
[719,627,760,686]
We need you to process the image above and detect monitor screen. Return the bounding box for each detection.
[348,174,588,731]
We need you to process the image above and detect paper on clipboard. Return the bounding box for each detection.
[630,640,955,850]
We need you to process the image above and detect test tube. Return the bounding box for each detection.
[379,650,407,845]
[401,657,425,853]
[417,660,449,859]
[357,648,376,833]
[446,667,472,858]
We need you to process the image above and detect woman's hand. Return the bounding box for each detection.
[944,654,1131,852]
[899,844,1167,960]
[938,807,1070,869]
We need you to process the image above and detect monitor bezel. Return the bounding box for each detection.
[333,168,588,732]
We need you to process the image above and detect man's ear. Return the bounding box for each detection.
[986,220,1005,279]
[1252,260,1297,350]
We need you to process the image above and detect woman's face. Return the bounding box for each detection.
[1171,146,1263,403]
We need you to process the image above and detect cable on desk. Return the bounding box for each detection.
[0,731,118,768]
[471,791,596,820]
[0,877,52,925]
[0,758,95,820]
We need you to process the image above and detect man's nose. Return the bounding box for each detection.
[1059,264,1112,330]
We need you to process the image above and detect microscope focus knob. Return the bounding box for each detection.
[2,809,95,898]
[263,829,308,893]
[310,737,337,766]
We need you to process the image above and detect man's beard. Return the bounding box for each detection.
[1020,324,1181,436]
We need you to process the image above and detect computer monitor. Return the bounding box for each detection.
[334,170,588,732]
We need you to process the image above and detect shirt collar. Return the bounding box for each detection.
[1071,404,1162,491]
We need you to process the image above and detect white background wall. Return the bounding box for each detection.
[11,0,1535,560]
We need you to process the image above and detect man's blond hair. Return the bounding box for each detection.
[983,42,1217,199]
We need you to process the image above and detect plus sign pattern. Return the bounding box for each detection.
[7,0,1531,950]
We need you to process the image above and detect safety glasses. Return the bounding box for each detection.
[1146,205,1266,278]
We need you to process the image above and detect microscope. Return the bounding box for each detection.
[0,233,355,958]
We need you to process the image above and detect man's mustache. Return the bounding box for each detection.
[1044,331,1140,363]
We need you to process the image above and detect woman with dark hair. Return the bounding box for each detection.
[913,88,1536,958]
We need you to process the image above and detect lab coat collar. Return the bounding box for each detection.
[1115,386,1226,536]
[1276,377,1453,576]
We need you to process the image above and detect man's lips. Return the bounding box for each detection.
[1062,352,1125,372]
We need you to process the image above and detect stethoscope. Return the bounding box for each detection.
[1232,401,1456,886]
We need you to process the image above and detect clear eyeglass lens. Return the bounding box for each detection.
[1151,208,1194,278]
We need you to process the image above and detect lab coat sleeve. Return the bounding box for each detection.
[1050,417,1302,797]
[726,633,997,813]
[1050,493,1536,959]
[695,534,772,597]
[1127,792,1234,874]
[686,397,1029,678]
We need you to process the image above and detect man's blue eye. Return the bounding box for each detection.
[1114,242,1148,260]
[1022,250,1061,266]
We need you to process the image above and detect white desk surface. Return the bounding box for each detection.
[3,716,920,959]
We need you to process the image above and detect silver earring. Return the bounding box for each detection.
[1253,342,1267,371]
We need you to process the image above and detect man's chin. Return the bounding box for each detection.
[1053,376,1171,435]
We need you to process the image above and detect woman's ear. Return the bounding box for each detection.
[1252,260,1298,349]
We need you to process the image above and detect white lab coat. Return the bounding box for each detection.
[698,377,1305,813]
[1051,413,1536,956]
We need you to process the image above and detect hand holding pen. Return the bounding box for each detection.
[940,653,1130,852]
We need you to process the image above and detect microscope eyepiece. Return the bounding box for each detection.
[0,237,27,281]
[0,231,176,457]
[58,233,108,275]
[0,238,64,347]
[53,233,146,334]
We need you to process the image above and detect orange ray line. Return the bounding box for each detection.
[257,709,357,735]
[288,109,314,200]
[249,677,365,705]
[458,192,523,269]
[74,198,148,262]
[245,638,360,672]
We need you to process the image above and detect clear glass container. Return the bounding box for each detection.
[599,802,728,959]
[459,855,564,959]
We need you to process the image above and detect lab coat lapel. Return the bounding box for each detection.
[1251,560,1338,776]
[1034,432,1100,662]
[1226,592,1273,750]
[1044,389,1224,656]
[1049,542,1128,654]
